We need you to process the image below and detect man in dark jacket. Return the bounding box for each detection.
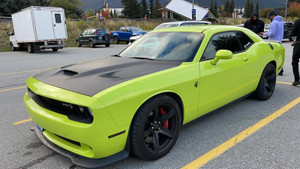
[291,18,300,86]
[244,13,265,34]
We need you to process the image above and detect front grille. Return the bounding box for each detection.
[28,88,93,124]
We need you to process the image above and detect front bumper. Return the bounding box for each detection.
[31,125,129,168]
[24,77,130,165]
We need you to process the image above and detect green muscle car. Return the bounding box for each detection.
[24,25,285,168]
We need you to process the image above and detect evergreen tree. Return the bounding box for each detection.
[121,0,140,19]
[224,0,230,16]
[229,0,235,14]
[250,0,254,16]
[244,0,251,18]
[214,0,218,17]
[209,0,214,15]
[255,1,259,16]
[152,0,161,19]
[150,0,153,18]
[140,0,148,18]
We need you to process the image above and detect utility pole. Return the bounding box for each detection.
[285,0,288,22]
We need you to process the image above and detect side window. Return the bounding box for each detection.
[201,32,242,61]
[121,28,126,32]
[236,31,253,50]
[82,30,88,36]
[55,14,61,23]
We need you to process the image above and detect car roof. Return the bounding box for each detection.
[152,25,248,33]
[159,20,211,25]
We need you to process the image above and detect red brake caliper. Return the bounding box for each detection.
[160,107,169,129]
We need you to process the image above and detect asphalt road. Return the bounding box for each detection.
[1,42,299,169]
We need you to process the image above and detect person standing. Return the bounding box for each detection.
[244,13,265,34]
[291,18,300,86]
[261,11,284,75]
[261,11,284,42]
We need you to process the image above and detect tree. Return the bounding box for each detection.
[121,0,141,19]
[50,0,84,18]
[250,0,254,16]
[229,0,235,15]
[244,0,251,18]
[225,0,230,15]
[288,2,300,17]
[260,8,272,18]
[152,0,161,19]
[150,0,153,18]
[214,0,218,17]
[140,0,148,18]
[255,1,259,16]
[209,0,214,15]
[0,0,50,16]
[86,9,94,17]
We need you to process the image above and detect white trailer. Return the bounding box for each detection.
[9,6,68,53]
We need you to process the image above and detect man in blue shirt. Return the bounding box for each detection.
[261,11,284,75]
[262,11,284,42]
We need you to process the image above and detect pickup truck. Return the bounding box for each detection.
[110,26,147,44]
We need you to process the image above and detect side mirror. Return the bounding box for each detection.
[211,50,233,65]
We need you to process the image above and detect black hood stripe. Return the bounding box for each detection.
[34,57,181,96]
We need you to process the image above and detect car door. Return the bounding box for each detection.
[79,30,88,44]
[198,31,253,116]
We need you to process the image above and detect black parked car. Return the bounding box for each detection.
[76,29,111,48]
[263,22,294,41]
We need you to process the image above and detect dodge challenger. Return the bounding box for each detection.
[24,26,285,168]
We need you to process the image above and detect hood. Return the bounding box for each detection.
[34,57,181,97]
[273,15,283,22]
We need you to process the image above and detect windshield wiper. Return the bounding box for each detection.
[130,57,155,60]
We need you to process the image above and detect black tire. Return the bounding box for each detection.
[10,42,16,51]
[77,40,82,47]
[90,41,95,48]
[113,36,119,44]
[27,43,34,53]
[131,95,181,161]
[252,63,276,100]
[105,42,110,47]
[52,48,58,52]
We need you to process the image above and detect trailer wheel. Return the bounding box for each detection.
[27,43,34,53]
[52,48,58,52]
[10,42,16,51]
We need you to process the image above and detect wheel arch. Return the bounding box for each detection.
[131,92,184,127]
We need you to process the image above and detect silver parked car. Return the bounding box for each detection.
[129,20,211,44]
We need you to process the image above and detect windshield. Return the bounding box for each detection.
[154,23,179,30]
[131,27,143,31]
[119,32,204,62]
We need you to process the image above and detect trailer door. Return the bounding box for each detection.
[52,11,67,39]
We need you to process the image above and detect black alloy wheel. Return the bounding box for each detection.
[253,63,276,100]
[131,95,181,160]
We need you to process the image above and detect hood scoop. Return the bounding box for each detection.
[61,69,78,76]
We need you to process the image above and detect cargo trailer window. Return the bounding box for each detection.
[55,14,62,23]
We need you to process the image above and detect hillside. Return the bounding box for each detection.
[81,0,286,12]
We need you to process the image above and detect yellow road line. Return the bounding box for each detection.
[0,68,51,76]
[182,97,300,169]
[0,86,26,93]
[13,118,32,125]
[276,81,292,85]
